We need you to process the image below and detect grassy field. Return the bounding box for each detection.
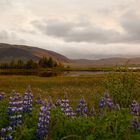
[0,75,106,106]
[1,73,140,140]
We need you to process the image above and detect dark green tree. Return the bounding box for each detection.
[16,59,25,69]
[9,60,16,69]
[25,59,37,69]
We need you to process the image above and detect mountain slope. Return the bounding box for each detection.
[1,43,140,67]
[0,43,69,62]
[70,57,140,67]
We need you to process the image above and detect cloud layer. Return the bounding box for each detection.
[0,0,140,59]
[32,11,140,44]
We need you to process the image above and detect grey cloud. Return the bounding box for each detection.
[32,13,140,44]
[64,27,120,43]
[32,19,122,43]
[121,12,140,43]
[46,22,73,37]
[32,20,73,37]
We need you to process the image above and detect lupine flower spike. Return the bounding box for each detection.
[99,97,106,108]
[23,86,33,113]
[8,91,23,127]
[99,91,114,109]
[0,92,5,101]
[61,94,69,113]
[36,102,51,140]
[0,126,13,140]
[131,100,139,116]
[61,94,75,117]
[129,116,140,131]
[36,95,43,105]
[1,91,23,140]
[76,96,89,117]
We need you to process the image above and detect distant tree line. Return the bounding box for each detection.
[0,57,63,69]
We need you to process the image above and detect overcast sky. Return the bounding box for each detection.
[0,0,140,59]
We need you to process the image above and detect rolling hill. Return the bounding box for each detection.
[1,43,140,67]
[0,43,69,62]
[70,57,140,67]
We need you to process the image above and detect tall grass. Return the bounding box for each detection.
[0,72,140,139]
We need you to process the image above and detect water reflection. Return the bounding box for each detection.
[0,70,63,77]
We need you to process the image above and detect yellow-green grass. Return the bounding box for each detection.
[1,72,140,107]
[0,75,106,107]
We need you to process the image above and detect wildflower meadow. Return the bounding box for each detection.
[1,72,140,140]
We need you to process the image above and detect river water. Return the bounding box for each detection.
[64,71,110,77]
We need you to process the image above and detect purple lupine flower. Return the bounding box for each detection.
[99,91,114,109]
[36,103,51,140]
[76,97,89,116]
[61,94,75,117]
[1,91,23,140]
[131,100,139,116]
[99,97,106,108]
[36,95,43,105]
[8,91,23,127]
[0,92,5,101]
[76,105,81,113]
[65,107,75,117]
[79,97,86,105]
[106,98,114,108]
[0,127,12,138]
[129,116,140,131]
[61,94,70,113]
[83,106,89,114]
[23,87,33,113]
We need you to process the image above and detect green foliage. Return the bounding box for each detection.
[1,73,140,139]
[38,57,58,68]
[0,57,61,70]
[25,59,38,69]
[106,72,140,107]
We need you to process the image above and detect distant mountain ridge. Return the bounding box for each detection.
[1,43,140,67]
[0,43,69,62]
[71,57,140,67]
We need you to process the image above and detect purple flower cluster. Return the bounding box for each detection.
[129,100,140,131]
[0,126,13,140]
[61,95,75,117]
[23,88,33,113]
[99,92,114,109]
[36,95,43,105]
[8,91,23,127]
[36,103,51,140]
[129,116,140,131]
[76,97,89,117]
[0,92,5,101]
[131,100,139,116]
[1,91,23,140]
